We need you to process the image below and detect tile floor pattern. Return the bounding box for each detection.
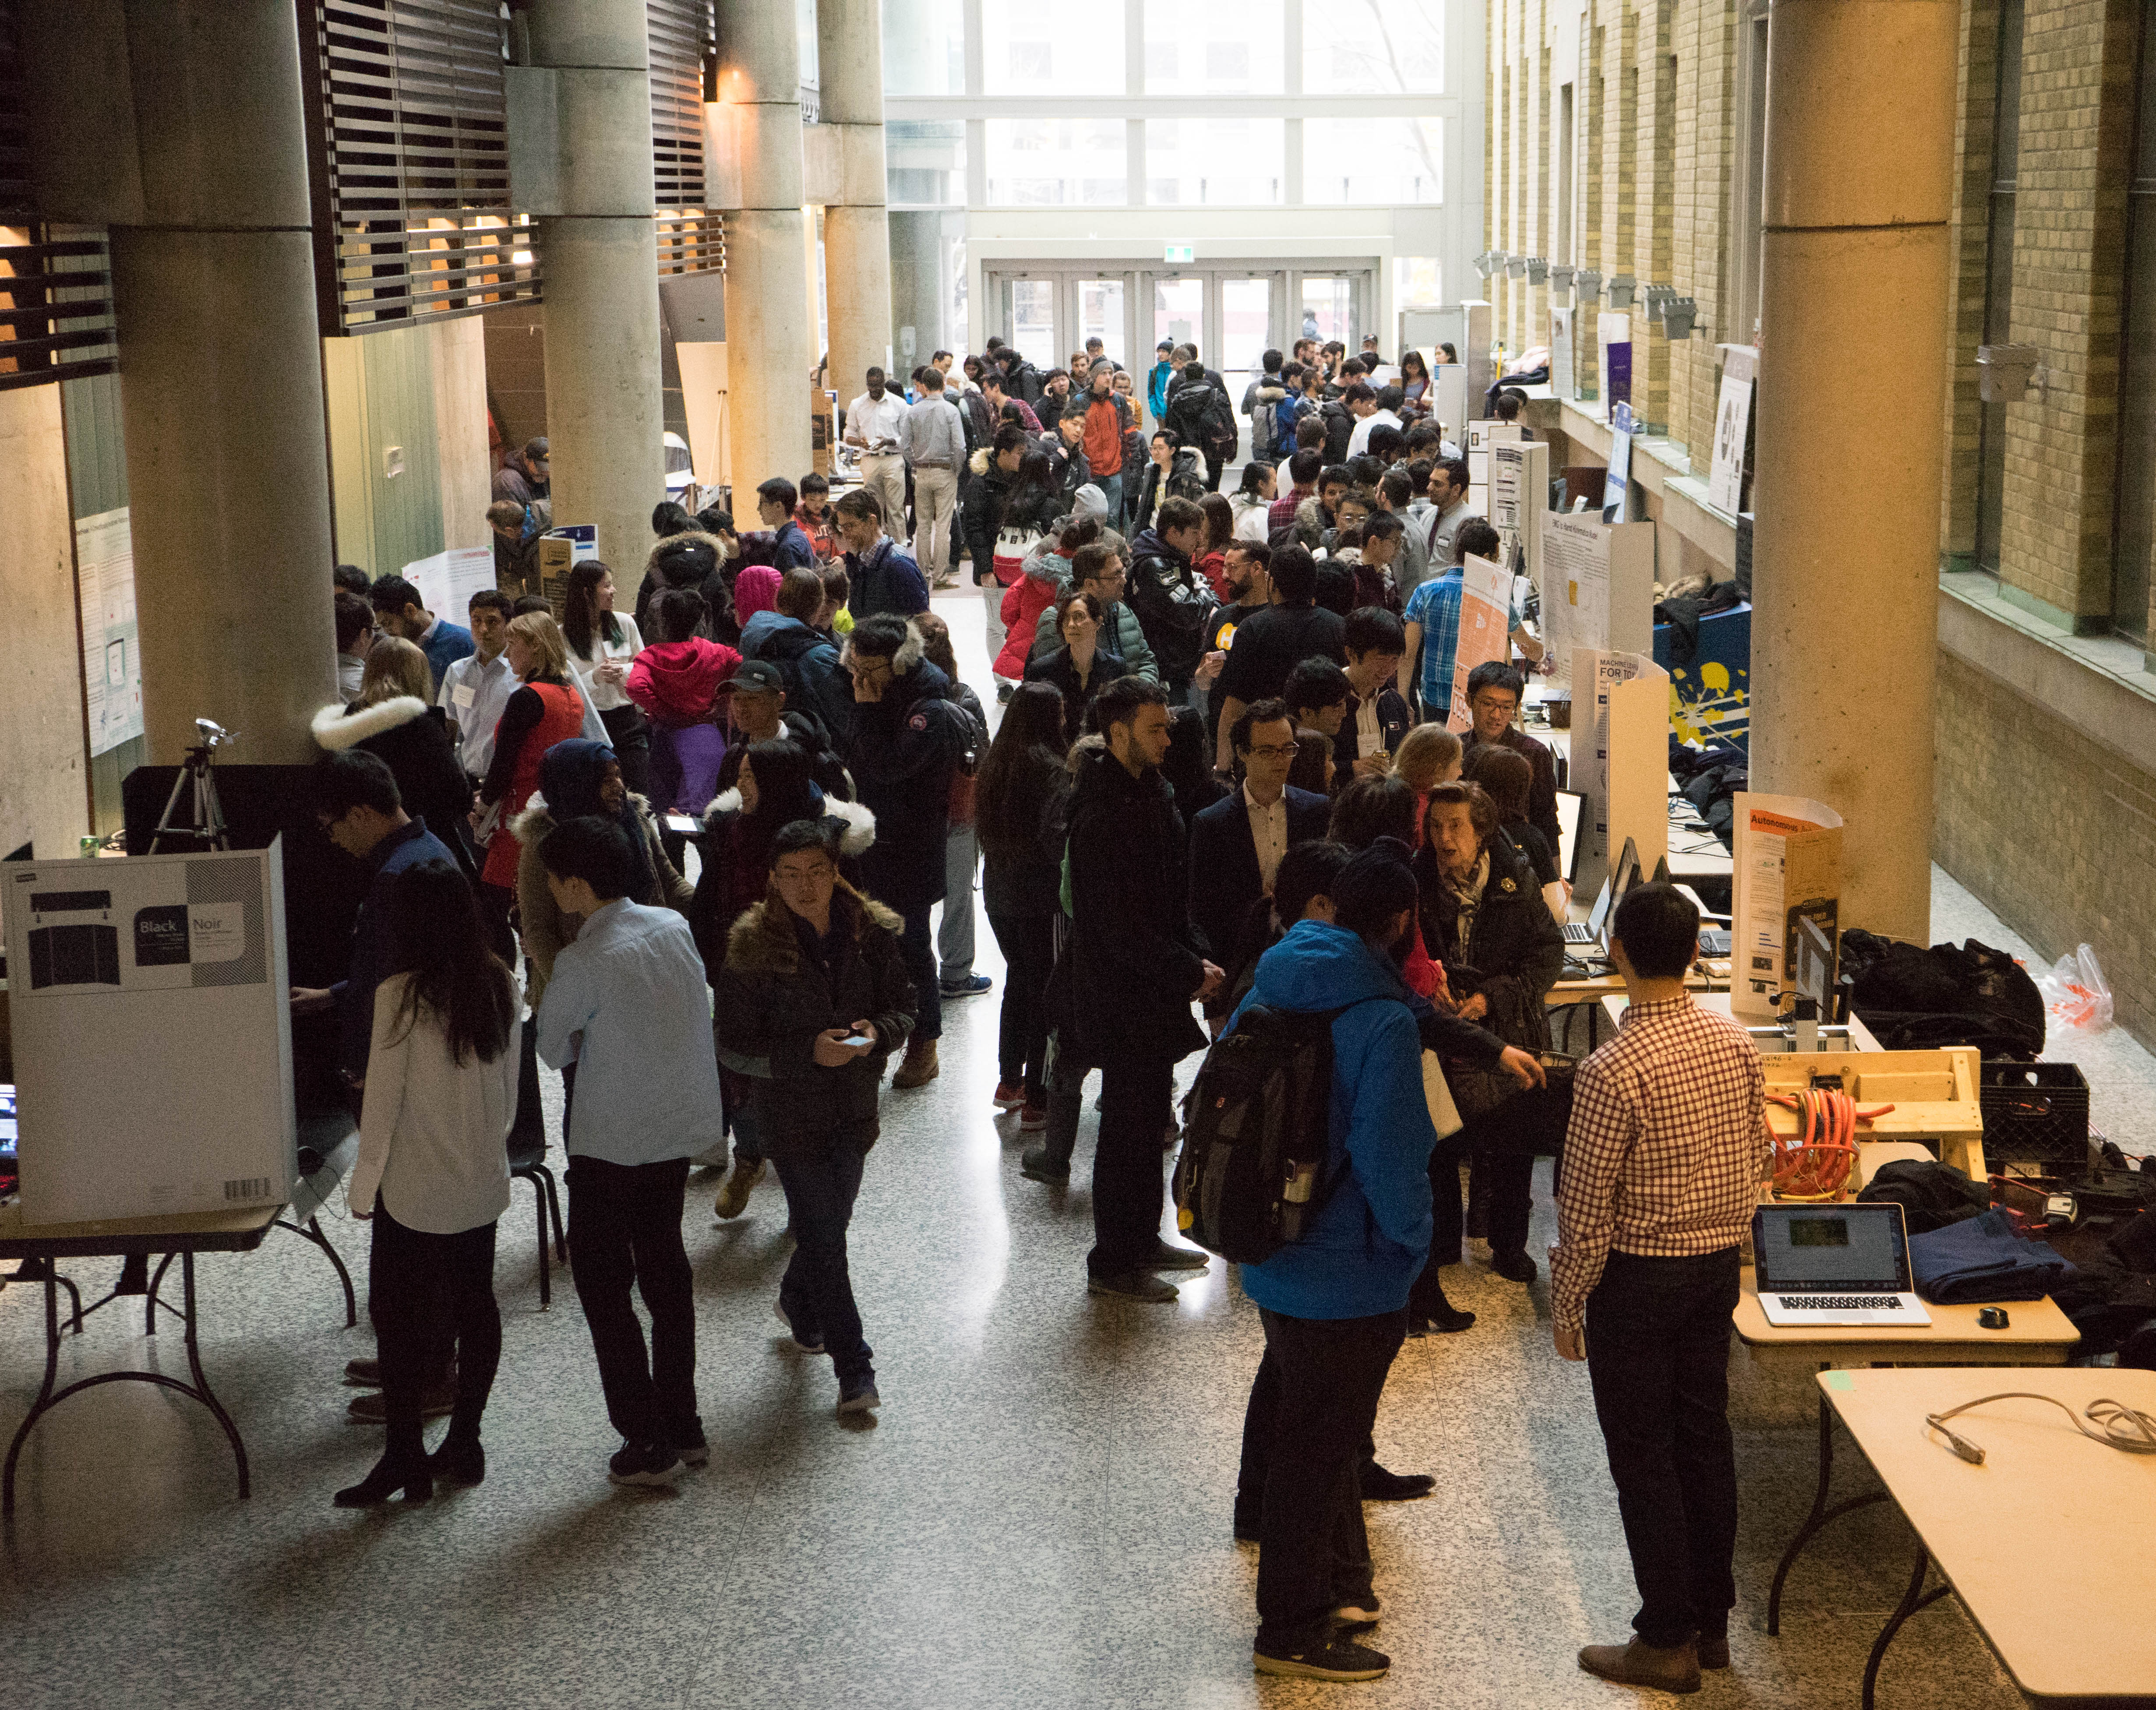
[2,586,2147,1709]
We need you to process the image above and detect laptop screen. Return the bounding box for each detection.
[1753,1205,1910,1291]
[1584,878,1613,938]
[0,1084,16,1171]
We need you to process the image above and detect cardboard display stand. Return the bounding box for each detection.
[1571,647,1669,880]
[536,525,600,616]
[4,842,296,1224]
[1542,515,1655,694]
[1489,438,1549,592]
[1729,792,1844,1019]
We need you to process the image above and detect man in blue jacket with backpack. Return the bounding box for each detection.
[1228,843,1439,1684]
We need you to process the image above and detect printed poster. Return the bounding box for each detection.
[1447,553,1514,730]
[1729,793,1845,1019]
[1542,513,1611,693]
[1604,402,1634,523]
[1597,313,1632,420]
[75,508,143,757]
[1708,345,1757,517]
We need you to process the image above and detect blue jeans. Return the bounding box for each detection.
[1091,471,1125,520]
[772,1139,873,1384]
[897,903,944,1041]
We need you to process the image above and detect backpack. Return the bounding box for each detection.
[1164,446,1207,503]
[1171,1000,1376,1263]
[1272,395,1306,459]
[1246,384,1279,462]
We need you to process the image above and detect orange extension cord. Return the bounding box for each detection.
[1765,1089,1896,1202]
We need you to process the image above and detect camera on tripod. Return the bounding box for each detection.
[150,715,236,853]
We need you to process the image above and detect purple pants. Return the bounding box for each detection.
[650,723,727,816]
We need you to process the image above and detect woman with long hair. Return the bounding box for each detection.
[476,611,589,896]
[561,559,649,799]
[1196,492,1236,599]
[1392,723,1464,846]
[1022,590,1126,740]
[314,635,478,882]
[975,682,1069,1127]
[1398,348,1433,419]
[1463,742,1566,918]
[338,862,520,1505]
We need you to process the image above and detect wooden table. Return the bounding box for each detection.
[1822,1366,2156,1706]
[1597,988,1884,1051]
[0,1200,281,1514]
[1735,1267,2081,1643]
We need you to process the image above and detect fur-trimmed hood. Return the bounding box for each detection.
[840,617,925,677]
[510,786,662,848]
[701,787,876,857]
[722,881,903,980]
[312,695,430,750]
[968,446,994,477]
[643,527,730,585]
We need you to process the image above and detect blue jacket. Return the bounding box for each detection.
[773,520,817,570]
[739,609,854,745]
[846,536,931,619]
[333,816,462,1079]
[417,618,476,693]
[1147,358,1174,423]
[1233,920,1438,1320]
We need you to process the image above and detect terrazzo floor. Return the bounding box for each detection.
[1,585,2147,1709]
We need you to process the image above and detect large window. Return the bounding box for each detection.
[2113,6,2156,645]
[1143,0,1285,94]
[984,119,1129,206]
[1146,119,1286,205]
[887,120,967,208]
[1302,0,1445,93]
[881,0,964,97]
[981,6,1125,96]
[1306,117,1443,204]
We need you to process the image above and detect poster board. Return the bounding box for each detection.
[1708,344,1757,516]
[1542,516,1655,692]
[1730,794,1844,1019]
[1571,647,1668,879]
[1489,438,1548,592]
[1447,553,1515,730]
[1549,306,1574,398]
[1433,363,1471,444]
[1466,419,1522,514]
[1597,314,1632,420]
[75,508,143,757]
[1604,401,1636,522]
[402,545,495,629]
[1461,300,1493,423]
[5,842,296,1224]
[536,525,600,617]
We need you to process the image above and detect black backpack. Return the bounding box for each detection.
[1172,1000,1374,1263]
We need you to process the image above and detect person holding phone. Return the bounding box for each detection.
[713,820,916,1417]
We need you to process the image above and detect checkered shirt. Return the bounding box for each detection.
[1404,569,1522,712]
[1551,995,1768,1334]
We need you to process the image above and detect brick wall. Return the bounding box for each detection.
[1934,652,2156,1046]
[1941,0,2002,558]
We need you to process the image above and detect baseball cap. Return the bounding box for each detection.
[723,659,786,697]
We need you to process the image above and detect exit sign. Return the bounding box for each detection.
[1163,245,1194,264]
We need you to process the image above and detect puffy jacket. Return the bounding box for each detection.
[739,610,854,748]
[627,636,739,725]
[1125,527,1214,690]
[691,787,876,978]
[1028,587,1157,682]
[845,631,971,910]
[995,543,1068,682]
[1231,919,1440,1319]
[1411,828,1566,1053]
[311,697,480,885]
[635,529,734,638]
[1320,398,1355,464]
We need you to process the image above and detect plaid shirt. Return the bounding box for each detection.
[1552,995,1768,1334]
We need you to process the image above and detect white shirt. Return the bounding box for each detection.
[437,649,520,779]
[348,970,519,1234]
[569,612,644,713]
[1346,407,1403,459]
[338,654,366,701]
[1245,783,1288,896]
[848,389,908,454]
[1231,494,1271,544]
[1355,692,1383,758]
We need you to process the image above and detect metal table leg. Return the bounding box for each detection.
[142,1252,185,1336]
[1860,1544,1951,1710]
[1766,1388,1886,1636]
[272,1214,358,1328]
[3,1251,249,1516]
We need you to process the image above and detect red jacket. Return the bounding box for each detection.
[995,550,1068,682]
[628,637,740,725]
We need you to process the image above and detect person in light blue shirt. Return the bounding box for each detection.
[1397,518,1543,718]
[535,815,723,1487]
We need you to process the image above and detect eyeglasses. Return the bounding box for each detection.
[1246,742,1302,760]
[1469,695,1518,714]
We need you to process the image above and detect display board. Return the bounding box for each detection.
[1466,419,1521,514]
[1597,314,1632,419]
[1730,793,1844,1020]
[75,508,143,757]
[402,545,494,630]
[1571,647,1669,879]
[536,524,600,616]
[1542,516,1655,692]
[5,842,296,1223]
[1708,345,1757,516]
[1446,554,1515,730]
[1490,438,1548,594]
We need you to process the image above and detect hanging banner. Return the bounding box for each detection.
[76,508,143,757]
[1447,553,1514,730]
[1604,401,1635,523]
[1549,305,1575,399]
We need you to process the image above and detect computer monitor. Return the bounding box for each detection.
[0,1084,16,1175]
[1554,790,1584,885]
[1611,835,1644,906]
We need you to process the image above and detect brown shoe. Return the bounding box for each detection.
[892,1039,939,1088]
[1578,1638,1701,1695]
[1697,1630,1731,1671]
[348,1379,456,1424]
[712,1156,765,1220]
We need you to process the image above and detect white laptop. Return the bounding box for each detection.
[1562,874,1612,947]
[1752,1203,1933,1328]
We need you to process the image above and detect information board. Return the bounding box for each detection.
[75,508,143,757]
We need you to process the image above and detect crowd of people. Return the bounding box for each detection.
[313,345,1768,1693]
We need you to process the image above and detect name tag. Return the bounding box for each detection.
[452,684,475,709]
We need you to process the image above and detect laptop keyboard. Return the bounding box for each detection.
[1777,1295,1903,1311]
[1562,923,1597,943]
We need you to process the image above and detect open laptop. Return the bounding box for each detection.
[1562,876,1612,946]
[1752,1203,1932,1327]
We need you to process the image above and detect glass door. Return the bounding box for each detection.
[1217,273,1282,383]
[1074,278,1129,370]
[1150,274,1206,364]
[997,275,1059,370]
[1294,272,1360,349]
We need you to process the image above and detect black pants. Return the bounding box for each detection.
[771,1138,873,1385]
[1584,1247,1743,1648]
[566,1154,697,1447]
[987,908,1055,1100]
[1087,1057,1175,1277]
[367,1206,501,1463]
[895,903,943,1041]
[1203,451,1225,492]
[1245,1307,1406,1652]
[597,704,652,801]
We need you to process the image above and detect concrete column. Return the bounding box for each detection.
[714,0,815,504]
[1749,0,1958,942]
[818,0,893,398]
[526,0,665,574]
[108,0,337,764]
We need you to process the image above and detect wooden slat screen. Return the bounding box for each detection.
[303,0,540,333]
[648,0,721,276]
[0,230,119,393]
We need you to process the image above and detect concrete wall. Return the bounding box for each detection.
[0,385,91,860]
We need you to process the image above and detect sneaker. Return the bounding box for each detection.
[713,1156,765,1220]
[1333,1601,1381,1635]
[773,1301,825,1354]
[1147,1239,1210,1272]
[349,1379,455,1423]
[673,1420,710,1467]
[939,973,992,999]
[992,1081,1027,1111]
[892,1040,940,1088]
[1087,1269,1178,1303]
[1020,1145,1069,1184]
[1253,1637,1391,1682]
[1019,1103,1048,1132]
[607,1440,685,1488]
[836,1377,882,1416]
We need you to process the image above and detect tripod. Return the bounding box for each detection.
[148,733,231,854]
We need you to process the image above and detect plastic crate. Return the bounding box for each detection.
[1979,1061,2089,1166]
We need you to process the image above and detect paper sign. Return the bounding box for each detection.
[1447,554,1515,729]
[1730,793,1845,1019]
[75,508,143,757]
[1708,346,1757,516]
[402,544,498,628]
